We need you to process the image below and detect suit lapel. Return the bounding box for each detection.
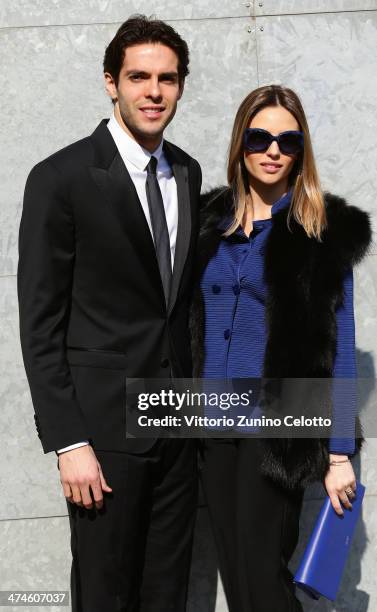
[90,121,164,300]
[164,142,192,315]
[89,121,192,312]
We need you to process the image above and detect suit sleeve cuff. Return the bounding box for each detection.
[56,441,90,455]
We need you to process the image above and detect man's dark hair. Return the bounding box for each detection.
[103,14,190,87]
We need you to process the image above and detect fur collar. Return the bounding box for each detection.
[199,186,371,266]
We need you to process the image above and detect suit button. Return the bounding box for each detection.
[160,358,170,368]
[232,283,240,295]
[212,284,221,294]
[224,329,231,340]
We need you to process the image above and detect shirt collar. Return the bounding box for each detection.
[107,111,165,171]
[218,187,293,233]
[271,187,293,214]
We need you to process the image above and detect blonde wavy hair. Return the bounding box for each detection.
[226,85,326,240]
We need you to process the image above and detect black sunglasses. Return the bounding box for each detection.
[243,128,304,155]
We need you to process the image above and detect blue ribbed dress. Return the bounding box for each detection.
[200,189,356,454]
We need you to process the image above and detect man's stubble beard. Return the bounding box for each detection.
[119,103,178,145]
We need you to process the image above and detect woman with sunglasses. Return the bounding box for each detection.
[191,85,371,611]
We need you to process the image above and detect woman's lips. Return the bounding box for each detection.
[260,163,282,173]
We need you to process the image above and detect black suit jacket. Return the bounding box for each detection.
[18,119,202,454]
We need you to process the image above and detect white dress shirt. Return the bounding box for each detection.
[57,112,179,454]
[108,111,178,267]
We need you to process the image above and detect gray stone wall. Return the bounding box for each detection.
[1,1,376,610]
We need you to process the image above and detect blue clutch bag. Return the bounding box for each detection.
[293,480,365,601]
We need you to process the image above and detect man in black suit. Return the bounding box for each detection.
[18,15,201,612]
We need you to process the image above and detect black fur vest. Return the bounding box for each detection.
[190,187,372,490]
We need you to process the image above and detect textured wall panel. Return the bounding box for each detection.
[0,500,374,612]
[164,18,258,189]
[1,4,376,608]
[255,0,377,16]
[0,277,80,520]
[0,23,110,277]
[360,439,377,495]
[0,200,18,277]
[1,17,257,274]
[256,11,377,242]
[0,365,67,521]
[0,24,111,203]
[304,445,377,498]
[355,255,377,492]
[0,516,70,612]
[0,509,224,612]
[0,0,250,28]
[290,496,375,612]
[0,495,374,612]
[0,276,20,363]
[355,255,377,368]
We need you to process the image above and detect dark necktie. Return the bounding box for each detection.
[145,156,172,305]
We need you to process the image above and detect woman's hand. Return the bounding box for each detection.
[323,454,357,516]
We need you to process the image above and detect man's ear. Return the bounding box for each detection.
[104,72,117,102]
[177,80,185,101]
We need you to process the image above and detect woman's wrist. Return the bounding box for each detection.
[329,453,350,466]
[329,453,348,460]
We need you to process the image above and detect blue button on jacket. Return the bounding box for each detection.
[200,189,356,454]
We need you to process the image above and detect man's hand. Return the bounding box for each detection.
[58,445,112,510]
[323,454,356,516]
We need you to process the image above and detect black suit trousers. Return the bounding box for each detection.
[66,439,198,612]
[201,438,304,612]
